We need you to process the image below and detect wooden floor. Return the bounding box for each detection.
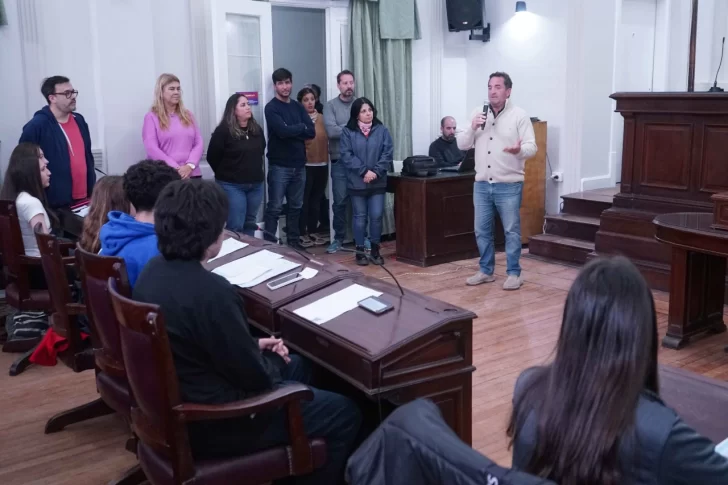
[2,244,727,484]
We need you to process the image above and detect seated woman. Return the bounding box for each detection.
[507,256,728,484]
[78,175,129,254]
[340,97,393,266]
[134,179,362,484]
[0,143,56,287]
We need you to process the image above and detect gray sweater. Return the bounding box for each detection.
[323,96,354,160]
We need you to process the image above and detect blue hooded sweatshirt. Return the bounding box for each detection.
[99,211,159,288]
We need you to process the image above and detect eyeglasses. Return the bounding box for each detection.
[52,90,79,99]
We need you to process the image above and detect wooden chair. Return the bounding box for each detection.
[75,245,146,485]
[0,200,53,374]
[108,278,328,485]
[35,230,114,431]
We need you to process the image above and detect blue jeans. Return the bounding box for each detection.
[216,180,264,236]
[264,165,305,243]
[331,161,349,242]
[351,193,384,246]
[473,181,523,276]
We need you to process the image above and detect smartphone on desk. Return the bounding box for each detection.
[357,296,393,315]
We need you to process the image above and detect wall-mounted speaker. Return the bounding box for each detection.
[446,0,484,32]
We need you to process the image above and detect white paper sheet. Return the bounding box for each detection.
[293,284,382,325]
[212,249,281,278]
[300,267,318,280]
[72,206,90,217]
[226,264,271,286]
[207,238,249,263]
[717,438,728,457]
[238,259,301,288]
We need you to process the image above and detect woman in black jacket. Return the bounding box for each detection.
[507,256,728,485]
[207,93,266,236]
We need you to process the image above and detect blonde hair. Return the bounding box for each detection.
[151,73,193,130]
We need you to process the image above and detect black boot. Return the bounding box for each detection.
[355,245,369,266]
[370,243,384,265]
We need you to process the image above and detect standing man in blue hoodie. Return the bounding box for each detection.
[99,160,180,287]
[19,76,96,208]
[263,68,316,251]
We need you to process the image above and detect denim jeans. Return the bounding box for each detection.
[351,193,384,246]
[330,161,349,242]
[264,165,306,243]
[216,180,264,237]
[473,181,523,276]
[255,355,362,484]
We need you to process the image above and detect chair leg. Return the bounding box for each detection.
[45,397,114,434]
[9,347,36,376]
[108,464,145,485]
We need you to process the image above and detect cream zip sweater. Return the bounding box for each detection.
[456,101,537,183]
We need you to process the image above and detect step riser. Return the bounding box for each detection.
[544,219,599,241]
[594,232,671,264]
[561,198,612,219]
[529,238,592,264]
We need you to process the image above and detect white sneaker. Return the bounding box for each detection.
[466,271,496,286]
[503,275,523,290]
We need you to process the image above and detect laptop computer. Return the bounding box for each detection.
[439,148,475,173]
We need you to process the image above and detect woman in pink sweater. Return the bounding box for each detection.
[142,73,203,179]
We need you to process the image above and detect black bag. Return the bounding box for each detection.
[402,156,438,177]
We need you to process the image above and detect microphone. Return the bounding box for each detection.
[480,101,489,130]
[254,227,324,266]
[334,246,405,297]
[709,37,726,92]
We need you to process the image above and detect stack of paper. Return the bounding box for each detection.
[72,205,90,217]
[293,284,382,325]
[207,238,249,263]
[212,249,301,288]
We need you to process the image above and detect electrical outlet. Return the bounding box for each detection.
[551,171,563,183]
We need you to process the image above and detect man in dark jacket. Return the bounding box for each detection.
[19,76,96,208]
[429,116,466,167]
[135,179,362,484]
[346,399,556,485]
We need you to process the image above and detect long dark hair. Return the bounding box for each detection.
[345,97,382,131]
[507,256,659,485]
[0,143,57,226]
[219,93,261,139]
[79,175,129,253]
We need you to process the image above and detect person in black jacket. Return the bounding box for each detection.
[134,179,362,484]
[207,93,266,236]
[507,256,728,485]
[340,97,393,266]
[428,116,466,167]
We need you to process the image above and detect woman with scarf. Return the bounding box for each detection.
[340,97,393,266]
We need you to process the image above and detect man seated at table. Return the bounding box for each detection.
[428,116,466,167]
[99,159,180,287]
[133,179,362,484]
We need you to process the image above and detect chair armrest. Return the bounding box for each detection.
[18,255,42,266]
[67,302,86,316]
[173,383,313,422]
[62,256,76,265]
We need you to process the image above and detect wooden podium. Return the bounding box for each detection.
[594,93,728,291]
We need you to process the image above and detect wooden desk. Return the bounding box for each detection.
[277,275,476,444]
[204,235,358,335]
[660,365,728,444]
[654,212,728,349]
[57,208,84,239]
[387,172,480,267]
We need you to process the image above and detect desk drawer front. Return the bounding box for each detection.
[244,298,276,334]
[282,321,373,389]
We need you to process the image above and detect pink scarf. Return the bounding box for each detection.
[358,120,372,138]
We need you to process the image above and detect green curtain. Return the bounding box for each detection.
[0,0,8,26]
[350,0,418,160]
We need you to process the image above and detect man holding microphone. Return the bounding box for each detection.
[457,72,537,291]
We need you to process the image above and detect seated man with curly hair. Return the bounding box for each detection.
[134,180,362,484]
[99,159,180,287]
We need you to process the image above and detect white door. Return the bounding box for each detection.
[209,0,274,130]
